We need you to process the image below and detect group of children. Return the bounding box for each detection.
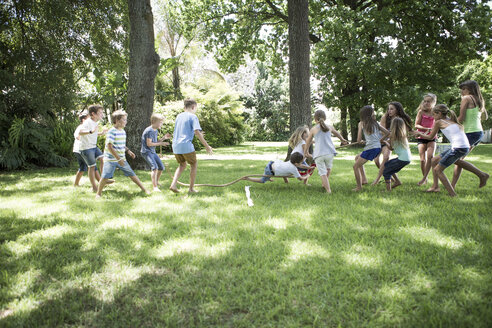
[73,80,489,198]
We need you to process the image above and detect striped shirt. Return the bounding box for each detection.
[104,127,126,162]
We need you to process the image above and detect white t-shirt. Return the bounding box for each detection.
[272,160,301,178]
[73,125,83,153]
[79,119,99,151]
[292,140,305,155]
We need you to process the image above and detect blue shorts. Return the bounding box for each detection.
[360,148,381,161]
[101,160,136,179]
[142,152,164,171]
[80,147,103,167]
[74,152,88,172]
[260,161,274,183]
[439,147,469,168]
[383,158,410,181]
[466,131,483,148]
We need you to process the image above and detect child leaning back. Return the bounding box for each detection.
[382,117,411,191]
[96,110,150,198]
[242,152,309,184]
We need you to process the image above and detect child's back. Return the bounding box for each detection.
[362,127,382,151]
[172,111,201,154]
[313,125,337,158]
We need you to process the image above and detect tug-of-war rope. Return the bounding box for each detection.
[165,142,360,188]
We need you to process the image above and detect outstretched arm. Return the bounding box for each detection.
[330,126,348,144]
[195,130,213,154]
[304,126,319,158]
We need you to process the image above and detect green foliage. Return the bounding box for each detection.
[242,62,290,141]
[51,117,79,159]
[154,82,245,149]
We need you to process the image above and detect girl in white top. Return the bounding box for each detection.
[304,110,348,193]
[414,104,470,197]
[287,126,314,184]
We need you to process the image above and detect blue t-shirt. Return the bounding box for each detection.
[172,112,201,154]
[141,126,157,154]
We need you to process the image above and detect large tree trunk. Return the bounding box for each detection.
[126,0,160,169]
[288,0,311,133]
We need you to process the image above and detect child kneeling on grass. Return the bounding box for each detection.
[242,152,309,184]
[96,110,150,198]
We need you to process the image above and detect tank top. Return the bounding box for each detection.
[463,107,482,133]
[363,125,382,151]
[441,124,470,149]
[417,112,435,139]
[292,140,305,155]
[313,125,337,159]
[393,143,411,162]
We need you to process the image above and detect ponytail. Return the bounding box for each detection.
[447,109,459,124]
[433,104,462,127]
[314,110,329,132]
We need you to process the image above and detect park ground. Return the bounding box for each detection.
[1,142,491,327]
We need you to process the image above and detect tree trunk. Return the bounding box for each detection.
[126,0,160,169]
[340,107,348,140]
[288,0,311,133]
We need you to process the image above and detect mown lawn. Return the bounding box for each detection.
[1,143,491,327]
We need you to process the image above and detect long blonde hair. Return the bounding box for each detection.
[417,93,437,112]
[433,104,461,127]
[360,106,378,134]
[288,125,309,149]
[389,117,409,149]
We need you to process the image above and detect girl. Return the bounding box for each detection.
[382,117,411,191]
[287,126,315,184]
[353,106,389,191]
[372,101,412,185]
[414,104,470,197]
[415,93,438,186]
[304,110,348,193]
[451,80,489,188]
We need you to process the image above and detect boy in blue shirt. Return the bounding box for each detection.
[96,110,149,198]
[141,113,171,192]
[169,99,213,193]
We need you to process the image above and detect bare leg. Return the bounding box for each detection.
[320,168,332,193]
[74,171,84,186]
[353,154,368,191]
[435,164,457,197]
[189,162,198,192]
[169,162,187,193]
[385,180,391,191]
[283,177,289,184]
[452,158,489,188]
[359,164,368,185]
[95,177,110,197]
[374,153,381,169]
[426,156,441,192]
[372,147,391,185]
[156,169,163,186]
[151,169,157,188]
[242,177,266,183]
[422,141,436,184]
[391,174,402,189]
[129,175,150,194]
[88,166,98,192]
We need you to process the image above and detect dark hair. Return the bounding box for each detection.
[111,110,127,124]
[360,105,378,134]
[459,80,485,112]
[433,104,460,125]
[88,104,103,116]
[78,110,88,122]
[290,152,304,164]
[387,102,412,131]
[184,98,197,109]
[314,110,329,132]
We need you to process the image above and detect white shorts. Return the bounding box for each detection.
[315,154,335,176]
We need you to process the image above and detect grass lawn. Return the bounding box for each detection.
[1,142,491,327]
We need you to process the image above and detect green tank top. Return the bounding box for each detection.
[464,107,482,133]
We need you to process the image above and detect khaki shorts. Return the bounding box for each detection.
[174,152,197,165]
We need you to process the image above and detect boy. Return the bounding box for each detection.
[79,104,108,192]
[243,152,309,184]
[141,113,171,192]
[96,110,149,198]
[169,99,213,193]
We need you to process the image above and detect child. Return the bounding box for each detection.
[287,125,315,184]
[242,152,309,184]
[73,110,90,186]
[353,106,389,191]
[79,104,108,192]
[414,104,470,197]
[451,80,489,188]
[169,99,213,194]
[372,101,412,185]
[305,110,348,193]
[96,110,149,198]
[415,93,438,186]
[382,117,411,191]
[141,113,172,192]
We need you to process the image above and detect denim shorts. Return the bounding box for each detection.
[439,147,469,168]
[101,160,136,179]
[466,131,483,148]
[383,158,410,181]
[142,152,164,171]
[74,152,88,172]
[260,161,274,183]
[315,154,335,176]
[360,148,381,161]
[80,147,103,167]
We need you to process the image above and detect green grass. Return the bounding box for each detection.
[1,143,492,327]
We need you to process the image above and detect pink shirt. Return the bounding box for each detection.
[417,112,435,139]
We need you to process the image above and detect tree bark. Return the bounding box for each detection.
[288,0,311,133]
[126,0,160,169]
